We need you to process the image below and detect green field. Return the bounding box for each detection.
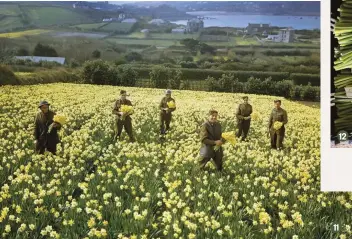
[100,22,134,32]
[0,17,24,31]
[23,6,91,26]
[0,4,21,16]
[70,23,107,30]
[149,33,200,40]
[107,38,180,47]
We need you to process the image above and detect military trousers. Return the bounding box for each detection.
[35,138,57,155]
[236,119,251,140]
[270,127,285,149]
[115,117,135,141]
[199,145,223,171]
[160,111,172,134]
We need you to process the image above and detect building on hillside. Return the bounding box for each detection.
[122,18,137,23]
[245,23,270,35]
[148,19,168,26]
[140,29,150,37]
[266,28,295,43]
[171,28,186,34]
[14,56,66,65]
[118,13,126,20]
[72,2,90,9]
[186,18,204,33]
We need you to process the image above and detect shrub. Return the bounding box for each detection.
[33,43,58,57]
[69,59,80,68]
[125,52,143,62]
[117,65,138,86]
[0,65,18,85]
[290,73,320,86]
[149,66,171,89]
[149,66,183,89]
[92,50,101,59]
[301,83,319,101]
[180,61,198,68]
[17,48,29,56]
[81,59,115,85]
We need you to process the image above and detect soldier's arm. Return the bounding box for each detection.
[249,105,253,115]
[159,98,164,111]
[235,105,244,120]
[112,100,121,115]
[283,110,288,125]
[200,124,216,145]
[268,111,273,129]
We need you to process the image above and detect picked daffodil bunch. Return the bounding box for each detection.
[215,131,236,151]
[121,105,133,120]
[48,115,66,134]
[167,101,176,109]
[273,121,283,130]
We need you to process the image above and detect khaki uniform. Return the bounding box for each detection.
[235,103,253,140]
[112,98,135,141]
[199,121,224,171]
[268,108,288,149]
[159,97,176,134]
[34,110,61,155]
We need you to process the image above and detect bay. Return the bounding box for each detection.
[171,11,320,30]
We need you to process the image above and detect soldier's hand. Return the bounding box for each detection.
[215,140,223,146]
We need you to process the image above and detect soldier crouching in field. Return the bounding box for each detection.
[268,100,288,150]
[34,101,61,155]
[112,90,135,142]
[199,109,225,171]
[159,89,176,135]
[235,96,253,141]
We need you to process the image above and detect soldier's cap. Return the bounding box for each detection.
[242,96,248,100]
[38,101,50,108]
[209,109,218,115]
[120,90,129,96]
[165,89,172,94]
[274,100,281,103]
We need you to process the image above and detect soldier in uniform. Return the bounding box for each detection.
[34,101,61,155]
[112,90,135,142]
[199,109,225,171]
[268,100,288,150]
[159,89,176,135]
[235,96,253,141]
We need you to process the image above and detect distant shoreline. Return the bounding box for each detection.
[186,11,320,17]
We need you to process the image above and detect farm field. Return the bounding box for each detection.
[100,22,134,33]
[107,38,181,47]
[22,6,91,26]
[0,83,346,238]
[0,29,51,39]
[0,17,24,32]
[70,23,108,30]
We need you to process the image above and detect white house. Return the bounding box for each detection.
[148,19,167,25]
[267,28,294,43]
[14,56,66,65]
[122,18,137,23]
[171,28,185,34]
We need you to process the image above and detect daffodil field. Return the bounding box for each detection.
[0,83,348,239]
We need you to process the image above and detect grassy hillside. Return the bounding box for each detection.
[0,2,120,32]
